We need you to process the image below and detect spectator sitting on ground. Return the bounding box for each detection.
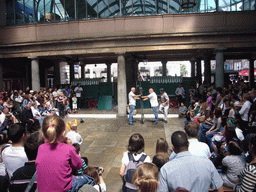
[133,163,159,192]
[169,122,211,161]
[1,123,28,179]
[178,102,187,118]
[20,104,40,133]
[120,133,151,192]
[66,123,83,145]
[84,166,106,192]
[158,131,223,192]
[73,143,88,175]
[152,138,171,170]
[31,102,43,127]
[220,141,246,189]
[9,131,44,192]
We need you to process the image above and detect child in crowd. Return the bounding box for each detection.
[36,115,83,192]
[72,94,78,114]
[152,138,171,170]
[2,123,28,179]
[120,133,151,192]
[133,163,159,192]
[66,123,83,145]
[84,166,106,192]
[73,143,88,175]
[179,102,187,118]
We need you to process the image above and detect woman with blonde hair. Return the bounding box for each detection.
[133,163,159,192]
[36,115,83,192]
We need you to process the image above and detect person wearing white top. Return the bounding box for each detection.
[74,83,83,109]
[142,88,159,124]
[239,93,252,131]
[2,123,28,179]
[65,123,83,145]
[169,121,211,161]
[128,87,141,125]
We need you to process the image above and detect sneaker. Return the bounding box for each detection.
[163,120,168,123]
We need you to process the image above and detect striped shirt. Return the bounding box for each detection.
[234,164,256,192]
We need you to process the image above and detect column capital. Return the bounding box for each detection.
[214,48,227,53]
[28,56,38,60]
[115,52,126,56]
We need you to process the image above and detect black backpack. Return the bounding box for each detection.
[123,153,147,191]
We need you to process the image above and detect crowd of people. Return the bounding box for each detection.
[0,84,85,143]
[1,79,256,192]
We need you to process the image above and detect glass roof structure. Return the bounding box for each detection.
[5,0,255,25]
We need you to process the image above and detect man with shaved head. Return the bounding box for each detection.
[158,131,223,192]
[142,88,159,124]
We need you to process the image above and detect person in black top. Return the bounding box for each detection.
[9,131,44,192]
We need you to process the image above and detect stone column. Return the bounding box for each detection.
[117,52,127,117]
[53,61,61,86]
[162,60,167,76]
[196,58,202,85]
[204,56,211,85]
[190,59,196,77]
[0,62,3,91]
[0,0,6,26]
[30,57,40,92]
[81,64,85,79]
[249,58,255,89]
[106,62,111,83]
[215,50,224,88]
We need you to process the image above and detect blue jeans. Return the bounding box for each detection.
[206,131,218,150]
[129,105,135,124]
[152,107,158,123]
[199,123,212,143]
[68,174,95,192]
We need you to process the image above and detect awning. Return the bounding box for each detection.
[239,69,256,76]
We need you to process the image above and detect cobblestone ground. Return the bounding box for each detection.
[65,108,185,192]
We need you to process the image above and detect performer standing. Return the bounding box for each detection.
[175,83,185,107]
[74,83,83,109]
[128,87,141,125]
[159,88,169,123]
[142,88,159,124]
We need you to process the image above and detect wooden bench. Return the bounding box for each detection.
[209,186,233,192]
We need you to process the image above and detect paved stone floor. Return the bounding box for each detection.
[65,108,185,192]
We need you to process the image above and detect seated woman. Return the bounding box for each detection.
[194,102,209,123]
[234,134,256,192]
[152,138,171,170]
[205,107,223,150]
[199,109,215,142]
[220,141,246,188]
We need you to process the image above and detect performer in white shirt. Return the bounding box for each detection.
[142,88,159,124]
[128,87,141,125]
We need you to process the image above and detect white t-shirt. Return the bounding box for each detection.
[31,106,40,117]
[148,92,158,107]
[128,91,136,106]
[74,87,83,98]
[52,91,59,100]
[122,151,151,166]
[188,139,211,158]
[66,130,83,145]
[0,112,5,126]
[94,183,106,192]
[235,127,244,141]
[2,145,28,178]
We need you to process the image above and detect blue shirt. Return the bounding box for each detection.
[158,151,223,192]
